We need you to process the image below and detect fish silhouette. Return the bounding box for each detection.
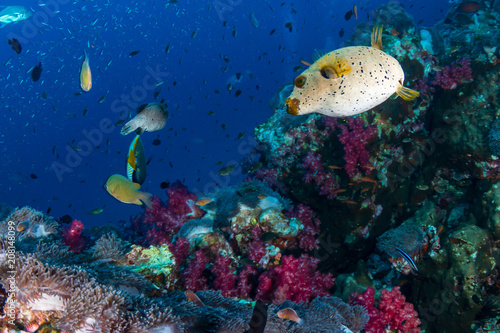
[31,62,42,82]
[8,38,21,54]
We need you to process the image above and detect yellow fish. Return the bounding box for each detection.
[105,174,152,208]
[80,50,92,92]
[285,26,419,117]
[127,135,147,185]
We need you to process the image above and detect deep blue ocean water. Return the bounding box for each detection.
[0,0,450,228]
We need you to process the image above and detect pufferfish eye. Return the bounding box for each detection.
[294,75,306,88]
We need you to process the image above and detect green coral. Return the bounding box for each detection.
[125,244,176,276]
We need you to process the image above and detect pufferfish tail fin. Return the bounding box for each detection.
[371,26,384,50]
[314,52,351,79]
[396,83,420,101]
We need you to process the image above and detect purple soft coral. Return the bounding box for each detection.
[338,117,377,179]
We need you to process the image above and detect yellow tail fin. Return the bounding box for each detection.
[396,84,420,101]
[371,26,383,50]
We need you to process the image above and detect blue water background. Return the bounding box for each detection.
[0,0,450,227]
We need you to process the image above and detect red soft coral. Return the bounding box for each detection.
[62,219,86,253]
[140,182,205,245]
[350,286,421,333]
[257,254,334,304]
[181,250,209,291]
[286,204,321,251]
[338,117,377,179]
[211,255,238,297]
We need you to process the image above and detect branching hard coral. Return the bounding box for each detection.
[91,232,126,261]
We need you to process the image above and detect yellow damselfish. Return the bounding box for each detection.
[105,174,152,208]
[80,50,92,92]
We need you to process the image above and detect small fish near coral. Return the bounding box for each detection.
[285,26,419,117]
[395,247,419,274]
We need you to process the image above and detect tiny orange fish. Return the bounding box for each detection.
[331,189,346,194]
[359,177,377,184]
[185,290,205,307]
[353,5,358,19]
[328,165,342,170]
[196,198,213,206]
[258,194,268,199]
[17,220,29,232]
[391,27,400,36]
[361,187,371,192]
[345,200,357,204]
[300,60,311,67]
[375,118,390,125]
[277,308,303,325]
[363,165,375,170]
[449,237,467,245]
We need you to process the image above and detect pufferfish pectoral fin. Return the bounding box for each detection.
[371,26,384,50]
[314,52,351,79]
[396,83,420,101]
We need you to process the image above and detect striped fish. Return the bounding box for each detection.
[126,135,146,185]
[395,247,419,274]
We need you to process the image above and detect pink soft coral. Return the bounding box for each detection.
[256,254,334,304]
[349,286,421,333]
[338,117,377,179]
[62,219,86,253]
[431,57,473,90]
[286,204,321,251]
[140,182,205,245]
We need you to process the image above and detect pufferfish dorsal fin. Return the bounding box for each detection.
[371,25,384,50]
[313,52,351,79]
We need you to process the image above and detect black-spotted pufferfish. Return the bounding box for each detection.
[285,26,419,117]
[121,102,168,135]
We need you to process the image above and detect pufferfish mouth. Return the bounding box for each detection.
[285,98,300,115]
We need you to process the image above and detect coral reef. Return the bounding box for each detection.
[350,286,421,333]
[5,1,500,332]
[0,247,366,332]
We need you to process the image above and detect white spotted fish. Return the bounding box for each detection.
[285,26,419,117]
[121,102,168,135]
